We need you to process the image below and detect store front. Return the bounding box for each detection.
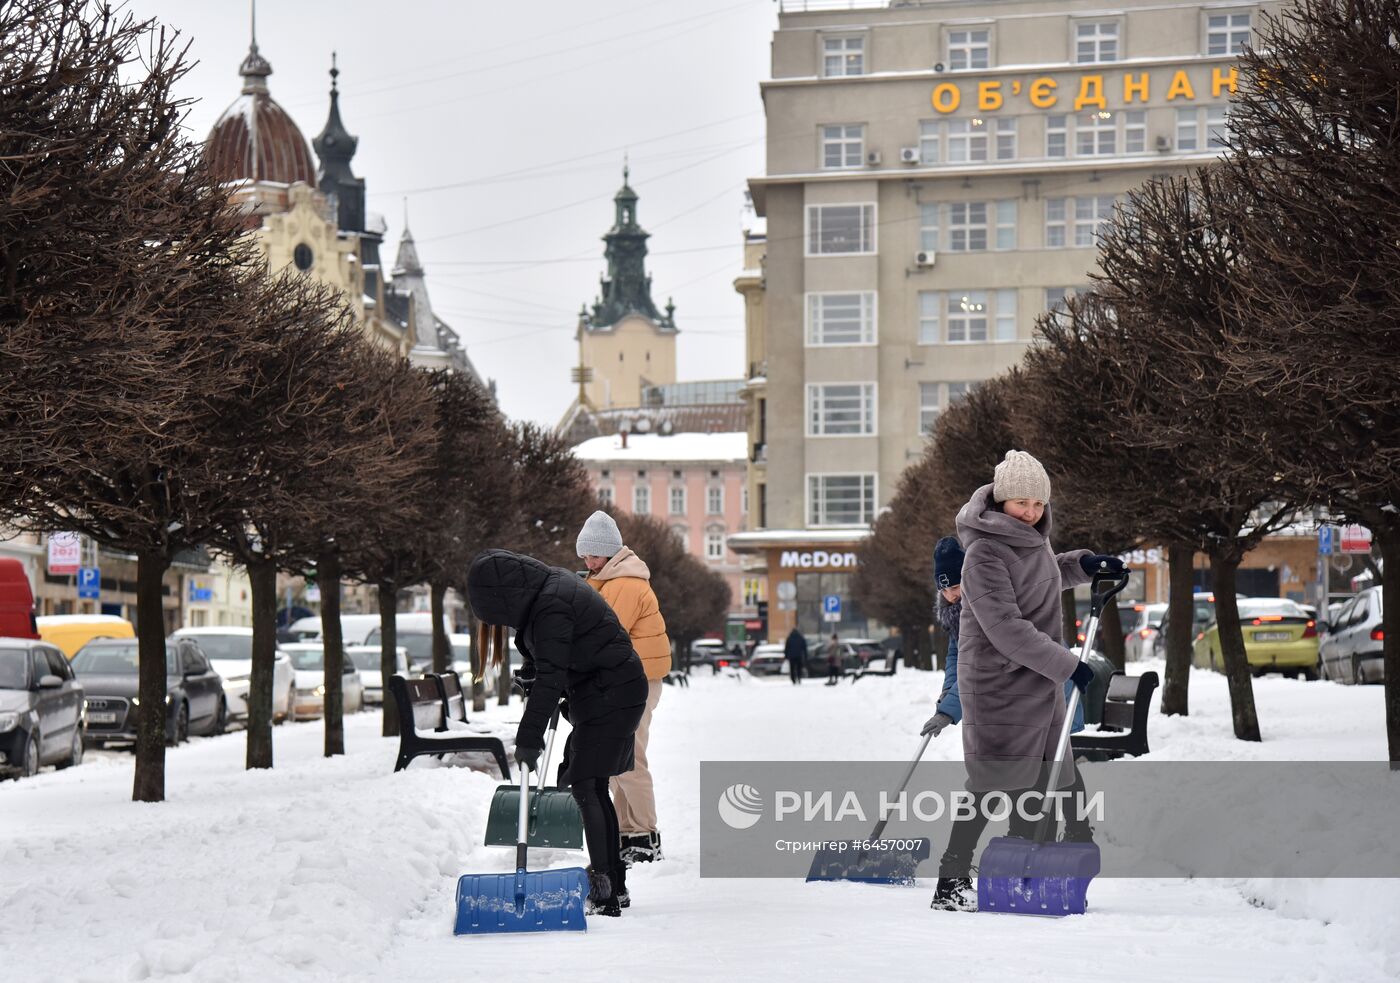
[727,531,869,642]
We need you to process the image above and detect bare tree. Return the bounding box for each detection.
[507,422,598,568]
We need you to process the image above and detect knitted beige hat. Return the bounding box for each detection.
[993,450,1051,503]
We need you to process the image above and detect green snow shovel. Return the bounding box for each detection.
[484,702,584,850]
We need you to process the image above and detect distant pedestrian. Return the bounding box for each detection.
[824,631,842,685]
[783,626,807,684]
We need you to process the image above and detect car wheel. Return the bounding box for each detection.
[168,702,189,746]
[21,732,40,778]
[212,698,228,736]
[56,727,84,769]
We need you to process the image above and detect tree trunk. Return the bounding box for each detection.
[319,550,345,757]
[132,550,170,803]
[1375,523,1400,769]
[1160,544,1195,716]
[1061,590,1078,647]
[1211,554,1261,742]
[496,624,511,707]
[914,624,933,671]
[430,580,450,675]
[1100,596,1125,670]
[465,607,486,713]
[246,558,278,769]
[377,581,399,738]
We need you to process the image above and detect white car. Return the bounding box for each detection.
[747,643,788,677]
[346,644,408,705]
[284,614,382,646]
[169,627,295,723]
[282,643,364,719]
[1123,604,1167,662]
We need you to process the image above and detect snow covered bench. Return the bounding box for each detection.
[1071,670,1159,761]
[850,649,899,683]
[388,674,510,777]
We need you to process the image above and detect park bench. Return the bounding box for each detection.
[851,649,899,683]
[388,674,510,777]
[664,666,690,688]
[1071,670,1159,762]
[433,669,471,724]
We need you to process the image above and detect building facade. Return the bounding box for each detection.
[732,0,1277,639]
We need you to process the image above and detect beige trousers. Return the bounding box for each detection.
[611,678,663,834]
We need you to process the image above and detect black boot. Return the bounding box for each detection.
[621,831,662,865]
[612,862,630,909]
[585,866,620,917]
[930,877,975,912]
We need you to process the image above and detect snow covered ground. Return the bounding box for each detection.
[2,660,1396,982]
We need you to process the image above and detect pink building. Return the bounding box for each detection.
[572,432,751,615]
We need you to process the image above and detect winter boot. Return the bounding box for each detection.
[612,862,630,909]
[585,866,620,917]
[930,877,976,912]
[621,831,663,865]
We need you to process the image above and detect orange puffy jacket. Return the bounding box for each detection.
[586,547,672,681]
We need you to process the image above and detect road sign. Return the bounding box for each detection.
[1340,524,1372,554]
[304,584,321,604]
[822,594,842,623]
[47,532,80,575]
[77,567,100,599]
[1317,525,1333,556]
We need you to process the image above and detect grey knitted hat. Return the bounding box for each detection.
[576,510,624,558]
[993,450,1051,503]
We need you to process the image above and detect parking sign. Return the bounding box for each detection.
[1317,525,1333,555]
[822,595,842,622]
[77,566,100,599]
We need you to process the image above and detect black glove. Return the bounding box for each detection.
[515,744,541,772]
[921,712,954,737]
[1070,662,1094,693]
[511,671,536,697]
[557,697,571,723]
[1079,554,1126,576]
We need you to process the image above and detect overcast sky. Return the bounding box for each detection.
[125,0,776,426]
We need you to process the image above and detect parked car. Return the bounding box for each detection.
[687,638,727,671]
[1319,587,1385,684]
[746,643,787,677]
[365,629,435,674]
[0,638,84,776]
[282,643,364,719]
[1152,593,1246,660]
[169,627,295,724]
[74,638,226,745]
[1191,597,1320,679]
[1124,603,1168,661]
[0,559,39,640]
[36,614,134,658]
[346,644,409,705]
[285,614,382,646]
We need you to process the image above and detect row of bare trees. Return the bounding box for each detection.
[855,0,1400,761]
[0,2,604,800]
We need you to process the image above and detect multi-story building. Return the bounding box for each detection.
[731,0,1274,639]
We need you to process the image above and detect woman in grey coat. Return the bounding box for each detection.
[931,450,1123,911]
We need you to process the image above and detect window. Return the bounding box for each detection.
[597,486,613,507]
[670,486,687,515]
[947,291,989,343]
[707,485,724,515]
[807,383,876,436]
[1207,11,1250,56]
[705,529,726,561]
[821,124,865,169]
[1046,115,1067,158]
[633,484,650,515]
[671,525,688,545]
[1075,20,1118,63]
[807,292,876,345]
[1045,198,1067,247]
[919,120,940,164]
[947,202,988,251]
[1124,110,1147,153]
[919,382,940,434]
[823,35,865,77]
[806,204,875,255]
[996,118,1017,160]
[741,485,748,514]
[947,381,972,405]
[1206,105,1231,148]
[1045,285,1092,314]
[995,289,1017,341]
[1076,111,1116,156]
[918,291,940,344]
[1074,195,1116,247]
[1177,107,1199,151]
[947,118,989,163]
[919,203,939,251]
[808,474,877,526]
[995,200,1017,250]
[947,28,989,70]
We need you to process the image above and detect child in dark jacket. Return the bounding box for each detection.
[921,537,965,738]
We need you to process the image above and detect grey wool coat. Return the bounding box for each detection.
[955,483,1092,791]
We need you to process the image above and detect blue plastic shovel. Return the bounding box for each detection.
[978,566,1128,916]
[454,753,589,935]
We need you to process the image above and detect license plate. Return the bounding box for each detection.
[1254,631,1291,642]
[88,711,117,724]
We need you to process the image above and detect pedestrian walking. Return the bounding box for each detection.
[783,626,807,684]
[575,511,671,867]
[467,548,647,917]
[930,451,1124,912]
[824,631,842,685]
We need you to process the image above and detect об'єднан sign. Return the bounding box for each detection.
[929,66,1239,114]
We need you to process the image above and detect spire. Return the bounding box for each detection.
[587,168,674,332]
[313,50,357,166]
[238,0,272,93]
[394,201,424,277]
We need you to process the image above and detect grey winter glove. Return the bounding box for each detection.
[1070,662,1094,693]
[921,712,954,737]
[1079,554,1126,576]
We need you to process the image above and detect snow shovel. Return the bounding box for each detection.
[454,757,589,935]
[805,731,934,885]
[978,565,1129,916]
[483,703,584,849]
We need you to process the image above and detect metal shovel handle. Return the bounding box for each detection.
[866,730,934,843]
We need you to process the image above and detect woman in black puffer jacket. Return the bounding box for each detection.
[467,549,647,916]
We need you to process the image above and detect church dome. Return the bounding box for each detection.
[205,40,316,187]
